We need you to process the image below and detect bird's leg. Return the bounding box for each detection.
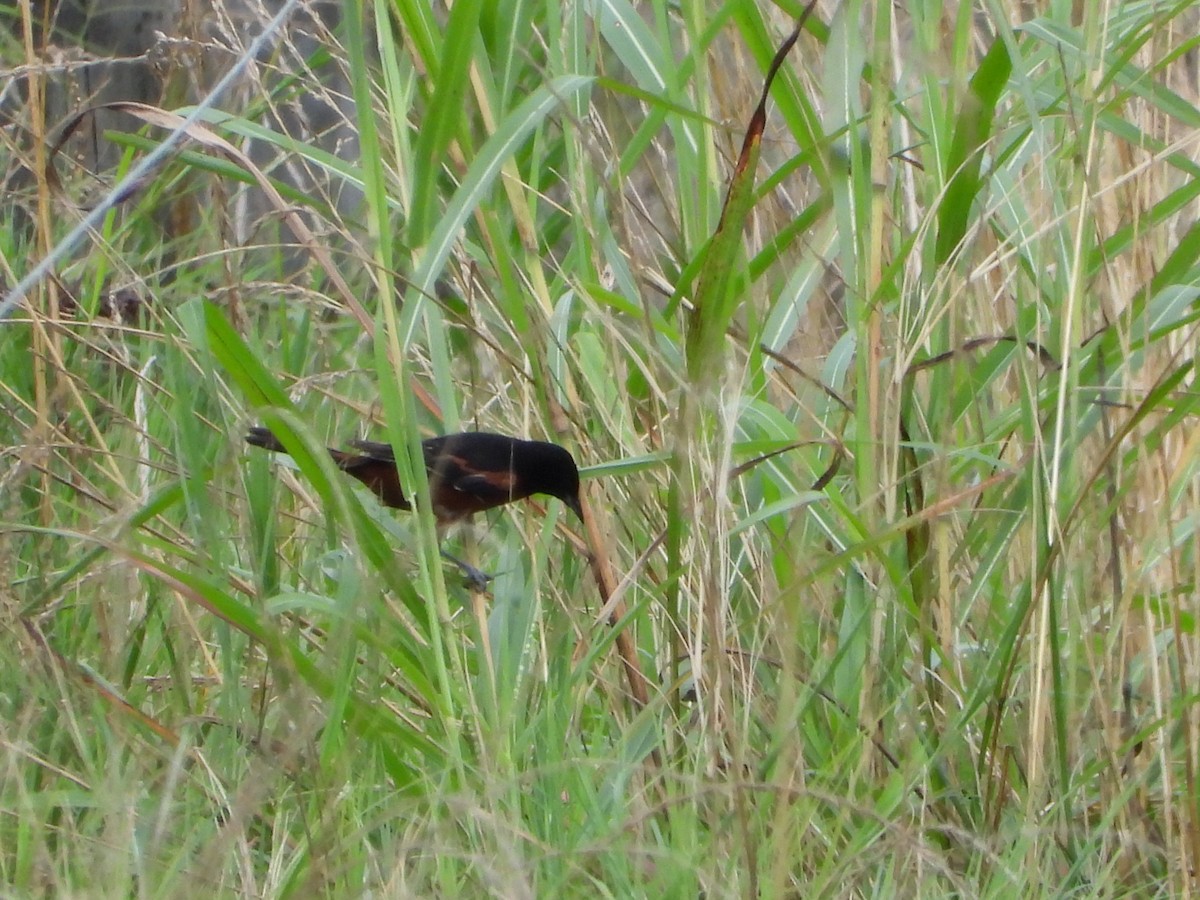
[439,548,493,592]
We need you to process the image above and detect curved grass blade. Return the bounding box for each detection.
[935,39,1012,266]
[685,1,818,382]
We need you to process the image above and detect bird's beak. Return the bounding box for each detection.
[565,494,584,521]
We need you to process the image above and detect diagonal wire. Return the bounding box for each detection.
[0,0,303,321]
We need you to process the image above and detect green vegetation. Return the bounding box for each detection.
[3,0,1198,895]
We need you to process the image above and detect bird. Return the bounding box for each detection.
[245,426,583,587]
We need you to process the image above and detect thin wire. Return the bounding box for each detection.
[0,0,303,321]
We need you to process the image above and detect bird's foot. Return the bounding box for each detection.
[440,550,494,592]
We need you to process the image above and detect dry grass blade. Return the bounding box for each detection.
[46,101,371,330]
[685,0,819,381]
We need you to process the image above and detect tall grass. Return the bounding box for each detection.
[3,0,1198,895]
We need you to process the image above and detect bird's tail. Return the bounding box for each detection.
[245,426,287,453]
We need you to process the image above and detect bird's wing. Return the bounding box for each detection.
[438,454,517,503]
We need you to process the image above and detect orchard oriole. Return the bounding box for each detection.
[245,426,583,585]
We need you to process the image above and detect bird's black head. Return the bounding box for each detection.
[519,440,583,520]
